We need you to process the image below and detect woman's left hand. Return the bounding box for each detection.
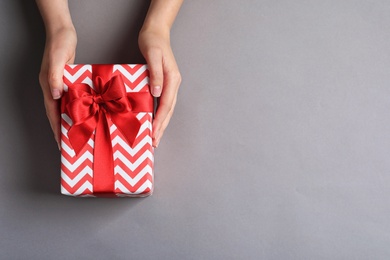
[138,27,182,148]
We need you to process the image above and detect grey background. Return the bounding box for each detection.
[1,0,390,259]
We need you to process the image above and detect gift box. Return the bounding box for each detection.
[60,64,154,197]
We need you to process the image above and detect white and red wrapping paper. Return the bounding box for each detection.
[60,64,154,197]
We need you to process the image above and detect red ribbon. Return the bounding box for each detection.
[63,65,153,194]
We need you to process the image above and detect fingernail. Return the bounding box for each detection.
[152,86,162,97]
[153,130,160,141]
[153,138,159,148]
[52,89,61,99]
[57,141,61,151]
[152,130,159,148]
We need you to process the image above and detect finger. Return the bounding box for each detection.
[152,66,181,147]
[47,51,68,99]
[43,90,61,150]
[145,48,164,97]
[153,94,177,147]
[161,94,177,131]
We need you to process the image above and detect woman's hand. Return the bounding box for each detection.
[39,27,77,149]
[36,0,77,149]
[138,0,183,148]
[139,28,181,148]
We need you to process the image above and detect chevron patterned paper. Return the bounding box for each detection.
[60,64,154,197]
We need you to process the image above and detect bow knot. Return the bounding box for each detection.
[93,95,105,105]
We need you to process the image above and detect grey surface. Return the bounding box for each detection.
[1,0,390,259]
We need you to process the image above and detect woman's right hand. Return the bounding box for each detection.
[38,26,77,149]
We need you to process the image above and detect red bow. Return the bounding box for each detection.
[66,74,141,154]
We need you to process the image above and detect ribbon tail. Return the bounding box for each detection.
[93,111,115,193]
[111,113,142,148]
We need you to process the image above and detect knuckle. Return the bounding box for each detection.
[44,103,52,114]
[150,69,162,81]
[146,46,162,57]
[39,72,46,86]
[169,104,176,114]
[176,73,182,85]
[172,71,182,85]
[48,71,61,86]
[45,109,53,120]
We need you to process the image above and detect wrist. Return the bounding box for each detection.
[141,0,182,35]
[36,0,75,36]
[140,21,170,38]
[46,23,75,37]
[44,27,77,58]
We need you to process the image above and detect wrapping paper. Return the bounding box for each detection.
[60,64,154,197]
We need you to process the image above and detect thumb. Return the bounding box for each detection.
[145,51,164,97]
[47,57,66,100]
